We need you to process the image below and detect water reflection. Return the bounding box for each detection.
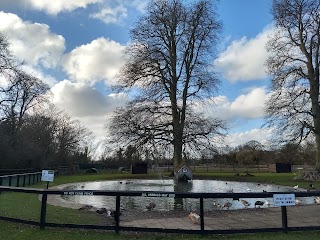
[61,179,304,211]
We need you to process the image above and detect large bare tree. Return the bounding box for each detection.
[110,0,224,172]
[265,0,320,171]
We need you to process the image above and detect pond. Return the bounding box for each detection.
[61,179,310,212]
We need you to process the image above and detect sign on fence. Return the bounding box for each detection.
[273,193,295,206]
[41,170,54,182]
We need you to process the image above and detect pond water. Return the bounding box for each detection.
[61,179,311,212]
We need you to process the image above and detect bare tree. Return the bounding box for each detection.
[110,0,224,172]
[265,0,320,171]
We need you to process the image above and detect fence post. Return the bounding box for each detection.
[0,176,2,186]
[40,192,48,230]
[9,176,12,186]
[281,206,288,233]
[17,175,20,187]
[28,174,31,186]
[200,197,204,234]
[23,175,26,187]
[115,195,121,234]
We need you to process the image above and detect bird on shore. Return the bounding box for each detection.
[96,207,108,214]
[295,198,303,205]
[254,201,264,208]
[212,202,222,209]
[239,199,250,208]
[188,212,200,224]
[146,202,156,211]
[222,202,232,210]
[314,197,320,204]
[293,185,299,190]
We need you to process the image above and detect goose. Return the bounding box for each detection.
[146,202,156,211]
[239,199,250,208]
[188,212,200,224]
[314,196,320,204]
[254,201,264,208]
[222,202,232,210]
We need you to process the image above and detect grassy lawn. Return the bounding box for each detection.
[0,171,320,239]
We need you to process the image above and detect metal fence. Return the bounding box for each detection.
[0,172,41,187]
[1,186,320,235]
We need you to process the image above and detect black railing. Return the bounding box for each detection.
[0,172,42,187]
[0,186,320,235]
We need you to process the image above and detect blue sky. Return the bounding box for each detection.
[0,0,276,151]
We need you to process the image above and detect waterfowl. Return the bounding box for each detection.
[239,199,250,208]
[96,207,108,214]
[314,197,320,204]
[188,212,200,224]
[78,204,93,211]
[254,201,264,208]
[264,201,271,207]
[146,202,156,211]
[212,202,222,209]
[293,185,299,190]
[223,202,232,210]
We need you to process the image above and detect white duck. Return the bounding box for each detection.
[239,199,250,208]
[188,212,200,224]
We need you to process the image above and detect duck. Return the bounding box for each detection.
[314,196,320,204]
[295,198,302,205]
[188,212,200,224]
[78,204,93,211]
[222,202,232,210]
[239,199,250,208]
[264,201,271,207]
[96,207,108,214]
[212,202,222,209]
[293,185,299,190]
[254,201,264,208]
[146,202,156,211]
[226,188,234,193]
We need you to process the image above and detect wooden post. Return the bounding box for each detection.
[115,195,121,234]
[200,197,205,234]
[281,206,288,233]
[40,193,48,230]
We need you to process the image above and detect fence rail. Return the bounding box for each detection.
[0,172,41,187]
[1,186,320,235]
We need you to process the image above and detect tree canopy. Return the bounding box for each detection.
[265,0,320,170]
[109,0,225,171]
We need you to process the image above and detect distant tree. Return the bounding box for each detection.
[265,0,320,171]
[109,0,224,172]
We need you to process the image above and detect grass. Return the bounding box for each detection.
[0,171,320,239]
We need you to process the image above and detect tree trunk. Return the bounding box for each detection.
[316,135,320,172]
[173,125,184,172]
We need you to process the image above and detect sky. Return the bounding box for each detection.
[0,0,276,153]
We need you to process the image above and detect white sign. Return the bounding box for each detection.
[273,193,295,206]
[41,170,55,182]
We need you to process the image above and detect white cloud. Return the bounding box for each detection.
[0,12,65,68]
[0,0,101,15]
[51,80,127,138]
[225,128,274,147]
[90,4,128,24]
[62,37,125,85]
[202,87,268,121]
[215,26,274,82]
